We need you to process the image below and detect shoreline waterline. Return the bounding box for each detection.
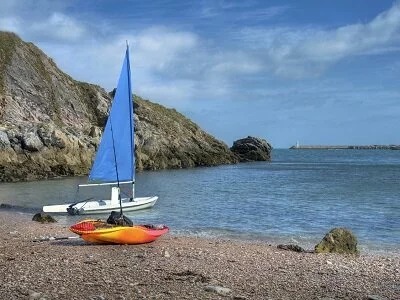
[2,208,399,257]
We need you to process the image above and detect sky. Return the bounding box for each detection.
[0,0,399,148]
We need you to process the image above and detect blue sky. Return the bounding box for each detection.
[1,0,399,148]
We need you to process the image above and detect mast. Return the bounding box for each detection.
[126,40,135,197]
[111,43,133,217]
[125,41,135,214]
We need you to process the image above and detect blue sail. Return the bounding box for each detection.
[89,46,134,183]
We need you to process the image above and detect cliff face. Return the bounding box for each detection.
[0,32,237,181]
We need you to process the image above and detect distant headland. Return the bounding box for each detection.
[289,144,400,150]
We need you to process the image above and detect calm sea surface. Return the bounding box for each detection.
[1,149,399,254]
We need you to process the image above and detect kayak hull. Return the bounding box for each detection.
[70,220,168,245]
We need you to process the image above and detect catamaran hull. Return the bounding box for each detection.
[43,196,158,215]
[70,220,169,244]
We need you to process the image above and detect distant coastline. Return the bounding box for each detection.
[289,145,400,150]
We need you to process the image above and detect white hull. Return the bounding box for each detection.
[43,196,158,215]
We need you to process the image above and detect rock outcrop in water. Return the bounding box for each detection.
[0,31,240,181]
[231,136,272,162]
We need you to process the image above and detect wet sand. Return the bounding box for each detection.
[0,211,399,299]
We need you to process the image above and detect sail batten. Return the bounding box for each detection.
[89,47,134,183]
[78,181,134,187]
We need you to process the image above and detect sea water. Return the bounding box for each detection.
[1,149,399,254]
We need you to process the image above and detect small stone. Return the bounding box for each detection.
[204,285,232,296]
[0,203,12,209]
[29,291,42,299]
[89,295,106,300]
[164,250,170,258]
[277,244,305,253]
[367,295,388,300]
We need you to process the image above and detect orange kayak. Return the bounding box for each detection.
[70,220,169,245]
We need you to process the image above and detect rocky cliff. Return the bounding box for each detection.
[0,31,238,181]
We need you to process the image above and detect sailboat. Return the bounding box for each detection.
[67,44,168,245]
[43,43,157,215]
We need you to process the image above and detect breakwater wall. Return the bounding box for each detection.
[289,145,400,150]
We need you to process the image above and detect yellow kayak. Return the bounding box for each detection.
[70,220,169,245]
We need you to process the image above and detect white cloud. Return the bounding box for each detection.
[34,28,201,106]
[0,0,88,43]
[0,1,75,40]
[137,79,197,107]
[38,38,131,88]
[30,12,87,42]
[299,3,400,61]
[239,2,400,78]
[133,27,198,71]
[199,1,289,21]
[210,52,263,75]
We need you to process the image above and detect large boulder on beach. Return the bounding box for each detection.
[231,136,272,162]
[315,227,358,254]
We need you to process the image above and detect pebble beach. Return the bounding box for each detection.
[0,211,399,300]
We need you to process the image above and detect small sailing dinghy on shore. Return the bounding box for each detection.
[43,187,157,215]
[68,43,168,244]
[42,41,157,216]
